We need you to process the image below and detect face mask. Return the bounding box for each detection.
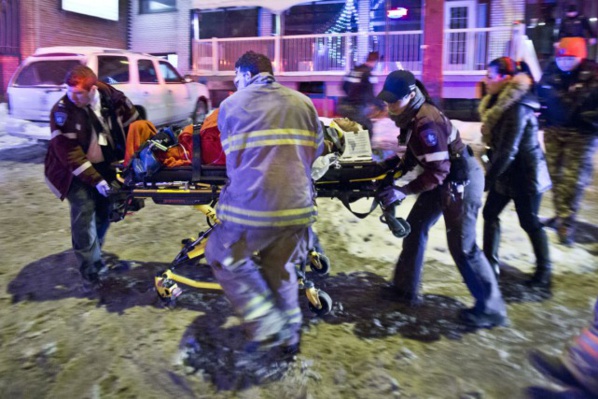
[556,57,582,72]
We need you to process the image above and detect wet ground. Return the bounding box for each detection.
[0,142,597,398]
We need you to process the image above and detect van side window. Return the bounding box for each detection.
[14,60,81,86]
[98,56,130,84]
[159,61,184,83]
[138,60,159,83]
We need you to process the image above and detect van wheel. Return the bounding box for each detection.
[192,100,208,125]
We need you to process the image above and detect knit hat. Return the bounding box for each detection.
[556,37,587,59]
[377,70,416,103]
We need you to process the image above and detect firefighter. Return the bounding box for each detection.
[205,51,324,354]
[44,65,139,289]
[376,70,508,329]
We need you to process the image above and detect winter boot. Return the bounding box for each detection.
[528,350,580,388]
[526,228,552,289]
[483,219,501,277]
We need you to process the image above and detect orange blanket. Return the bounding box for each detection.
[124,120,192,168]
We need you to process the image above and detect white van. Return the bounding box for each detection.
[6,46,211,140]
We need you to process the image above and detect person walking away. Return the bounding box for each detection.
[376,70,508,329]
[205,51,324,355]
[337,51,385,139]
[479,57,552,289]
[44,65,140,288]
[537,37,598,245]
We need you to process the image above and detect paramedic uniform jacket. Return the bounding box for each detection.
[216,73,324,228]
[399,102,466,195]
[44,82,139,199]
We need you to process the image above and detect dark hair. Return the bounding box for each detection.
[234,51,273,75]
[366,51,380,62]
[488,56,534,83]
[65,65,97,90]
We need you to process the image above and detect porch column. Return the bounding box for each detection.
[422,0,444,103]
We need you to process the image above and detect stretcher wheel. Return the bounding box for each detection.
[308,290,332,316]
[309,251,331,275]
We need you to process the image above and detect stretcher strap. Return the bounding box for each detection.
[192,124,202,182]
[339,194,379,219]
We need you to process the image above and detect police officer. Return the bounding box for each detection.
[538,37,598,245]
[337,51,385,138]
[376,70,508,329]
[44,65,139,288]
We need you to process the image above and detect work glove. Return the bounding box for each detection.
[377,185,406,209]
[96,180,111,197]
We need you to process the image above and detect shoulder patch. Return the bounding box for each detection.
[54,111,67,126]
[421,130,438,147]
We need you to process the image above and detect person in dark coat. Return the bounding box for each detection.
[337,51,385,137]
[537,38,598,245]
[479,57,553,288]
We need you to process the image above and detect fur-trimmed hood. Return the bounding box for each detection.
[479,73,539,143]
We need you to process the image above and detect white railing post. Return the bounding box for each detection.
[211,37,218,73]
[344,34,352,74]
[275,35,282,74]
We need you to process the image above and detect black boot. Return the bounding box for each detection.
[527,228,552,289]
[483,219,501,277]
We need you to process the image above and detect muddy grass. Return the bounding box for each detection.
[0,143,597,399]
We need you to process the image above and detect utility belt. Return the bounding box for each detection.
[446,145,473,184]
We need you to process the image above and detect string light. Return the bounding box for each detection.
[321,0,358,67]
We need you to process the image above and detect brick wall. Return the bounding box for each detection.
[19,0,128,60]
[129,0,192,74]
[0,55,20,101]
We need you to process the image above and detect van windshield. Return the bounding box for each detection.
[14,60,82,86]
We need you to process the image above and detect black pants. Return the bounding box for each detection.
[482,189,551,271]
[393,156,506,315]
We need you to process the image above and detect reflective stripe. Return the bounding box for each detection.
[218,213,316,227]
[218,204,315,218]
[343,77,361,83]
[285,307,302,324]
[244,293,275,320]
[223,128,318,153]
[51,130,77,140]
[417,151,449,163]
[123,111,139,127]
[72,161,92,176]
[45,177,62,199]
[369,76,379,84]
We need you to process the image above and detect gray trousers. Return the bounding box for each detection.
[205,223,310,343]
[393,156,506,315]
[66,179,110,281]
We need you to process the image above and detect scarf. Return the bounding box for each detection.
[478,73,532,145]
[389,86,426,130]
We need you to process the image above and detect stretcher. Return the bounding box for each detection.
[109,122,410,316]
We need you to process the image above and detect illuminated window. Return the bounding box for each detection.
[140,0,176,14]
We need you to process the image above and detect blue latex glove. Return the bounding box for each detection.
[377,185,406,208]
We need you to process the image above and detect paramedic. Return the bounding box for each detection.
[44,65,139,287]
[205,51,324,354]
[376,70,508,329]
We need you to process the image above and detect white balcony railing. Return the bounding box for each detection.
[192,26,513,76]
